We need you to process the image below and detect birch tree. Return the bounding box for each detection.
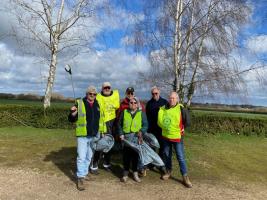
[133,0,265,106]
[8,0,105,108]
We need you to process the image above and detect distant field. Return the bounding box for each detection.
[192,109,267,119]
[192,105,267,115]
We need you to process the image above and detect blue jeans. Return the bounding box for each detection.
[162,138,187,176]
[76,136,94,178]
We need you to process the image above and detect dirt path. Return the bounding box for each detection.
[0,167,266,200]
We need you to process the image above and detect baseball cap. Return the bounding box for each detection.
[126,87,134,93]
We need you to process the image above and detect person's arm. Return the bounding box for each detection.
[145,101,150,120]
[140,112,148,134]
[68,104,78,123]
[117,110,124,137]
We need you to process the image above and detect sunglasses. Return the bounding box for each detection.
[88,93,97,96]
[152,92,158,95]
[127,92,134,95]
[130,101,137,104]
[103,86,111,90]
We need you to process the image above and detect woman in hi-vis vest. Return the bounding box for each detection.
[118,97,148,183]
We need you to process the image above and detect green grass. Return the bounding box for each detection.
[192,109,267,119]
[187,133,267,184]
[0,127,266,186]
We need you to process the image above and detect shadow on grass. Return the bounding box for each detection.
[44,147,77,183]
[43,148,124,182]
[96,151,124,179]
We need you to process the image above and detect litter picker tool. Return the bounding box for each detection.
[65,64,76,102]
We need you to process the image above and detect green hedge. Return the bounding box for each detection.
[1,105,267,136]
[0,105,74,129]
[189,111,267,136]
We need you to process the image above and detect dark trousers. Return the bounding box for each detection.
[92,119,115,169]
[92,150,111,169]
[123,146,139,172]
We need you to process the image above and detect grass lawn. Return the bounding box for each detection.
[192,109,267,119]
[0,126,266,186]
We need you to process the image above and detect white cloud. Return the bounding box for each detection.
[0,42,150,98]
[246,35,267,53]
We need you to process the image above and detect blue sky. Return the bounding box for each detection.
[0,0,267,106]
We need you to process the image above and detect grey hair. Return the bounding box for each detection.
[129,96,142,110]
[86,86,97,94]
[150,86,160,93]
[169,91,179,99]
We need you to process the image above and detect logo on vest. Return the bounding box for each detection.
[163,117,171,128]
[106,104,114,112]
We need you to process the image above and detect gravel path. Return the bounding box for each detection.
[0,167,266,200]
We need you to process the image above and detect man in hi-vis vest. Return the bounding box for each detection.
[90,82,120,174]
[157,92,193,188]
[68,86,100,191]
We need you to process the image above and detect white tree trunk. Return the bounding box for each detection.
[174,0,183,93]
[43,42,59,109]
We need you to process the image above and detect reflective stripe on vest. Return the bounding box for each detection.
[98,106,107,134]
[157,104,181,140]
[123,110,142,134]
[76,99,87,137]
[97,90,120,133]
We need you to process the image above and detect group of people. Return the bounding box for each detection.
[68,82,192,191]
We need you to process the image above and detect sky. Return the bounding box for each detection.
[0,0,267,106]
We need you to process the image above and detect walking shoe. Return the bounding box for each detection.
[161,171,171,180]
[133,172,141,183]
[120,175,128,183]
[182,175,193,188]
[138,169,147,177]
[77,178,86,191]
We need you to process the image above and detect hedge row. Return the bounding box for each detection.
[0,105,267,136]
[0,105,74,129]
[189,112,267,136]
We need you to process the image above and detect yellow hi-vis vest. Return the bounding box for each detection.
[157,104,182,140]
[76,98,87,137]
[123,110,142,134]
[97,90,120,133]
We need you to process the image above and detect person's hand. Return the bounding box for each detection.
[137,131,143,144]
[71,106,77,116]
[120,135,124,141]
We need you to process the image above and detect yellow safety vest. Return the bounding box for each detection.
[97,90,120,133]
[76,98,87,137]
[123,110,142,134]
[157,104,182,140]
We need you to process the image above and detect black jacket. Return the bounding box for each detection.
[68,97,100,137]
[146,96,168,136]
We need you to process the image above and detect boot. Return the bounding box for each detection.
[121,170,129,182]
[133,172,141,183]
[77,178,86,191]
[183,175,193,188]
[161,170,171,180]
[121,175,128,182]
[138,169,147,177]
